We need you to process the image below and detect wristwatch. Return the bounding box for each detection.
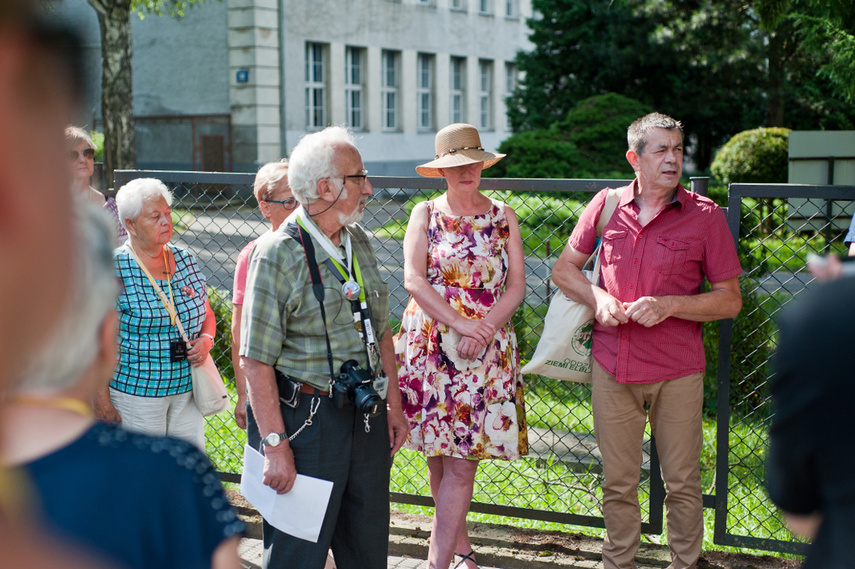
[262,431,288,447]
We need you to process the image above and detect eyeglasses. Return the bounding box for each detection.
[341,170,369,187]
[68,148,95,161]
[263,197,298,209]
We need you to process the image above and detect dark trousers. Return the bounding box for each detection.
[247,393,392,569]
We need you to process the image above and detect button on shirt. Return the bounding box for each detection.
[239,220,390,390]
[567,181,742,384]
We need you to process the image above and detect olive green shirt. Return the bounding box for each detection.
[239,220,390,390]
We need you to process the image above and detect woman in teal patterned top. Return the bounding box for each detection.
[99,177,217,449]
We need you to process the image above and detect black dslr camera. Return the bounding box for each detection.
[332,360,383,417]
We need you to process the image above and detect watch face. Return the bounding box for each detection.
[264,433,282,447]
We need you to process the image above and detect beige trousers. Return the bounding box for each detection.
[592,360,704,569]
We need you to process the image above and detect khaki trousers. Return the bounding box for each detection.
[592,361,704,569]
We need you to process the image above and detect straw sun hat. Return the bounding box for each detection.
[416,123,505,177]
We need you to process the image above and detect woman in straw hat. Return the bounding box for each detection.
[395,123,528,569]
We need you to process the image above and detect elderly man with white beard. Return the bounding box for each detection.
[239,126,408,569]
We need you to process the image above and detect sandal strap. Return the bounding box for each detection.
[454,550,476,569]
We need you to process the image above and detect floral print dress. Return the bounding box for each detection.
[395,199,528,460]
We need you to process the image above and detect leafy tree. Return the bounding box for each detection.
[86,1,206,183]
[509,0,855,170]
[492,93,649,179]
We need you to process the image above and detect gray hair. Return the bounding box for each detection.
[253,160,289,203]
[287,126,356,205]
[65,125,94,149]
[627,113,684,155]
[115,177,174,228]
[15,204,120,392]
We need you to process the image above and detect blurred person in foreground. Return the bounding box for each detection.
[395,123,528,569]
[98,178,217,448]
[240,126,408,569]
[2,205,245,569]
[768,273,855,568]
[66,125,127,243]
[231,160,298,430]
[552,113,742,569]
[0,2,116,567]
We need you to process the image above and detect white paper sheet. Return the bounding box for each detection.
[240,444,334,543]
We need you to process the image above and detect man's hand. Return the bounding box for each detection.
[234,394,247,430]
[262,443,298,494]
[594,291,629,327]
[623,296,671,327]
[387,404,409,457]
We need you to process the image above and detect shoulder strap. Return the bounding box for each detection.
[595,187,623,238]
[584,187,624,282]
[283,222,337,383]
[128,245,191,346]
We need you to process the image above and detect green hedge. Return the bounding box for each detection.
[710,127,791,185]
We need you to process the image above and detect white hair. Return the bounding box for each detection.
[115,177,174,228]
[287,126,356,205]
[253,160,289,203]
[15,204,120,392]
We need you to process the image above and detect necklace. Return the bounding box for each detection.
[8,395,94,418]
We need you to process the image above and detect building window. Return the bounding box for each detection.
[479,0,492,14]
[505,62,516,130]
[450,57,466,124]
[382,50,399,131]
[450,0,465,9]
[305,42,326,129]
[505,0,517,17]
[479,60,492,130]
[345,47,364,130]
[417,54,434,131]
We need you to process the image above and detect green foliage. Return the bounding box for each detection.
[90,130,105,162]
[488,131,581,179]
[710,128,791,185]
[492,93,647,180]
[702,280,777,418]
[207,286,236,390]
[132,0,207,19]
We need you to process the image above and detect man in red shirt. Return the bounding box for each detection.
[552,113,742,569]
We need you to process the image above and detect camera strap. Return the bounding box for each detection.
[284,222,339,387]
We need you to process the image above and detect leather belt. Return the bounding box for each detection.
[300,383,329,396]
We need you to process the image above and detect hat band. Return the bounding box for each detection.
[435,145,484,159]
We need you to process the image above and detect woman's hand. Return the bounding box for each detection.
[451,316,496,345]
[457,335,487,361]
[187,334,213,367]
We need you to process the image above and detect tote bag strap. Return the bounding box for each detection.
[127,245,192,347]
[583,187,624,280]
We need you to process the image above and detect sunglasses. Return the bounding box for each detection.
[69,148,95,161]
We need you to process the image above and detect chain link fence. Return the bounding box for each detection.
[113,170,855,555]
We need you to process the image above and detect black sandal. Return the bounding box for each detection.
[454,550,477,569]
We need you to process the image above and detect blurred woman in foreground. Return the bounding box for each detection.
[2,205,244,569]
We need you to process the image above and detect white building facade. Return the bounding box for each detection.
[56,0,532,174]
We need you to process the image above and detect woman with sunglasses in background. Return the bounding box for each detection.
[230,160,299,431]
[66,125,127,243]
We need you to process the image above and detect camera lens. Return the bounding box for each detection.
[352,383,383,417]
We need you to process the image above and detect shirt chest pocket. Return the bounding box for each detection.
[601,229,628,264]
[653,236,700,276]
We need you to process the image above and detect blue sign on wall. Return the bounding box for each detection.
[236,69,249,83]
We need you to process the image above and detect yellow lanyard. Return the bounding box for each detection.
[129,244,178,326]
